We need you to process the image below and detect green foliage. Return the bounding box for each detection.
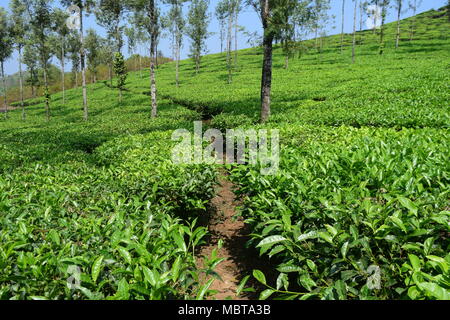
[230,127,449,299]
[113,52,127,100]
[186,0,211,73]
[0,6,448,301]
[0,98,217,299]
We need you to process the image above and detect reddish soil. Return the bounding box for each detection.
[197,172,255,300]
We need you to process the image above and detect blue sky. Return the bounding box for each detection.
[2,0,447,75]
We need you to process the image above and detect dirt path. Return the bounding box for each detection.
[197,171,255,300]
[0,105,19,113]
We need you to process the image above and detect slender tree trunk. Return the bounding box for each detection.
[80,7,88,121]
[31,68,36,97]
[227,10,233,84]
[379,2,387,55]
[43,64,50,121]
[352,0,357,63]
[19,47,25,120]
[109,63,113,86]
[149,0,158,118]
[396,1,402,49]
[139,53,142,79]
[176,34,180,87]
[220,24,224,53]
[360,1,363,31]
[410,0,417,41]
[315,28,319,52]
[75,70,78,88]
[373,0,379,34]
[1,61,7,119]
[260,0,273,123]
[341,0,345,53]
[234,6,238,68]
[155,41,158,68]
[61,38,66,105]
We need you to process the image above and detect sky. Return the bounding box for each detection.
[1,0,447,76]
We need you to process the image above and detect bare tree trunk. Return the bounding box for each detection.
[1,61,7,119]
[155,41,158,68]
[352,0,357,63]
[234,6,238,68]
[176,36,180,87]
[360,1,363,31]
[19,47,25,120]
[260,0,273,123]
[75,70,78,88]
[43,64,50,121]
[80,7,88,121]
[315,28,319,52]
[149,0,158,118]
[379,1,387,55]
[395,0,402,49]
[341,0,345,53]
[109,63,112,86]
[373,0,379,35]
[227,10,233,84]
[410,0,417,41]
[31,68,36,97]
[220,24,224,53]
[139,53,142,79]
[61,38,66,105]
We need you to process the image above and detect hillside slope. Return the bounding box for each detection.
[0,8,448,300]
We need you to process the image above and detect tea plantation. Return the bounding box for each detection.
[0,8,448,300]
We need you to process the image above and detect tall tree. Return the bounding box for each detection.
[125,26,138,71]
[67,31,82,88]
[378,0,390,55]
[99,38,115,86]
[186,0,210,74]
[166,0,186,87]
[341,0,345,53]
[408,0,422,41]
[215,0,228,54]
[224,0,234,83]
[447,0,450,22]
[311,0,332,55]
[233,0,242,67]
[0,8,13,119]
[25,0,54,121]
[10,0,28,119]
[129,0,160,118]
[394,0,403,49]
[96,0,126,53]
[276,0,312,69]
[61,0,95,121]
[248,0,313,122]
[85,28,102,83]
[51,8,70,105]
[352,0,357,63]
[23,42,40,97]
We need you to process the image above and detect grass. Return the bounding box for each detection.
[0,8,449,300]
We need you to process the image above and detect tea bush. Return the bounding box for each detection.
[230,127,449,299]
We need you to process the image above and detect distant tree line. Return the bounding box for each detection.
[0,0,446,122]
